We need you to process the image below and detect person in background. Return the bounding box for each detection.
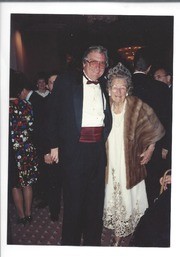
[132,47,171,206]
[17,76,46,206]
[103,62,165,246]
[41,72,62,221]
[46,72,58,92]
[9,74,39,225]
[153,66,172,90]
[35,72,50,98]
[152,65,172,170]
[47,46,112,245]
[129,170,171,247]
[17,79,44,152]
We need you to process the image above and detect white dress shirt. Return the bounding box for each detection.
[81,76,105,127]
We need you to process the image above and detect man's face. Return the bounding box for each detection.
[154,69,171,86]
[47,75,57,92]
[83,51,106,81]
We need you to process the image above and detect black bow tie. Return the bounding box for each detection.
[86,80,99,85]
[83,74,99,85]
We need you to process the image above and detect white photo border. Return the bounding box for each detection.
[1,2,180,257]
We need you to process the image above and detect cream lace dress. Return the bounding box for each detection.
[103,102,148,237]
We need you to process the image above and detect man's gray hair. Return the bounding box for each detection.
[82,45,109,67]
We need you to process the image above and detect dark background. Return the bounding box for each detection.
[10,14,173,82]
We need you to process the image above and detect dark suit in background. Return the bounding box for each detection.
[132,47,172,206]
[26,91,47,203]
[41,93,62,221]
[132,72,171,206]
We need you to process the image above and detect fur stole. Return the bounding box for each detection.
[105,96,165,189]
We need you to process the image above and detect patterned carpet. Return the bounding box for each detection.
[8,198,132,246]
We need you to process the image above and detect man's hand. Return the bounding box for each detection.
[50,148,59,163]
[160,175,171,190]
[162,148,168,159]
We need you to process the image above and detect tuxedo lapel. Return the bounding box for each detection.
[73,76,83,134]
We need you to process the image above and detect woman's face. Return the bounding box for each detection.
[37,79,46,91]
[109,78,128,104]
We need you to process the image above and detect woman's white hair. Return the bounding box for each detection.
[107,62,133,95]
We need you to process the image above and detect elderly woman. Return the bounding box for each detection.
[103,62,165,246]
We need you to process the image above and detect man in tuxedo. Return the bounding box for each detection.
[132,47,172,206]
[47,46,112,245]
[153,66,172,90]
[153,65,172,169]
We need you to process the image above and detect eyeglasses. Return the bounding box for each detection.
[85,59,107,69]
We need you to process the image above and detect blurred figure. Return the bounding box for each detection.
[103,62,165,246]
[17,79,44,152]
[46,73,58,92]
[9,74,39,225]
[17,74,46,206]
[130,170,171,247]
[35,72,50,98]
[152,65,172,169]
[153,66,172,89]
[41,72,62,221]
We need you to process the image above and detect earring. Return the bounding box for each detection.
[109,92,111,96]
[126,93,128,96]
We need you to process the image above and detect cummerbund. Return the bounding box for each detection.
[79,127,103,143]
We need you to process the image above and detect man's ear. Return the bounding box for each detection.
[167,75,171,84]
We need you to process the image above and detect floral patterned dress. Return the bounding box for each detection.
[9,99,39,188]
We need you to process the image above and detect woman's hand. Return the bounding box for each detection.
[44,153,53,164]
[140,144,155,165]
[50,148,59,163]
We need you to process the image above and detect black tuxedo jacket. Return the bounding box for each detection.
[132,73,172,151]
[47,71,112,159]
[29,91,44,119]
[29,91,45,152]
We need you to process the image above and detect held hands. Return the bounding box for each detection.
[140,144,155,165]
[44,147,59,164]
[44,153,53,164]
[51,148,59,163]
